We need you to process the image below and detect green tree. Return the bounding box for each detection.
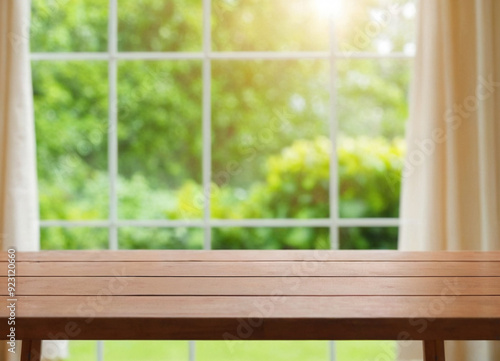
[32,0,413,250]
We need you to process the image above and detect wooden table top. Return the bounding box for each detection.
[1,250,500,341]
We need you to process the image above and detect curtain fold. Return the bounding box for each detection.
[0,0,38,360]
[0,0,39,252]
[399,0,500,360]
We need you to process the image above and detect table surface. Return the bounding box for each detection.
[1,250,500,341]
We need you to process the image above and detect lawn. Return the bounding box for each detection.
[66,340,396,360]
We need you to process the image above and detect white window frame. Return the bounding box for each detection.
[32,0,414,360]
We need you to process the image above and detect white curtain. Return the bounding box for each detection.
[0,1,67,360]
[1,1,38,360]
[398,0,500,360]
[0,0,38,252]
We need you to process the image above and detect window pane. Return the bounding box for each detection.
[336,0,416,54]
[117,61,202,220]
[33,61,108,220]
[65,341,96,361]
[212,60,330,219]
[212,0,330,51]
[337,59,410,218]
[118,228,204,249]
[337,59,410,139]
[336,340,396,361]
[31,0,107,52]
[212,227,330,250]
[198,341,329,361]
[339,227,398,250]
[40,227,108,250]
[104,341,188,361]
[118,0,202,51]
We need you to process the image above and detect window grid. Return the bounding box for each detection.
[328,10,339,251]
[30,51,413,61]
[108,0,118,253]
[39,218,400,228]
[327,13,339,359]
[202,0,212,251]
[31,0,414,360]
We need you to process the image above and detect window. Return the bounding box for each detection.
[31,0,416,360]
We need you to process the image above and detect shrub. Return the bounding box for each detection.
[40,137,404,250]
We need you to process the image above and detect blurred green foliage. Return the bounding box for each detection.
[339,226,398,250]
[212,59,330,189]
[337,59,411,140]
[118,0,203,51]
[32,0,413,250]
[40,227,108,250]
[212,0,330,51]
[31,0,108,52]
[177,136,402,249]
[117,60,203,190]
[118,228,204,250]
[39,137,403,250]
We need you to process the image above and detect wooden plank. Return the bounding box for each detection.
[14,261,500,277]
[423,340,445,361]
[3,295,500,319]
[3,251,500,343]
[3,250,500,262]
[7,317,500,341]
[3,276,498,296]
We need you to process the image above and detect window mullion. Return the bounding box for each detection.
[102,0,118,360]
[108,0,118,251]
[329,10,339,361]
[202,0,212,252]
[329,17,339,252]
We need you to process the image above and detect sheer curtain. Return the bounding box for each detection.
[1,2,39,360]
[1,1,38,360]
[398,0,500,360]
[1,1,67,360]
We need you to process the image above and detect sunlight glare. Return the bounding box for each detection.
[312,0,344,20]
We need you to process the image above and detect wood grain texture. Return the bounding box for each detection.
[0,250,499,344]
[14,261,500,277]
[1,276,498,296]
[3,295,500,319]
[3,250,500,262]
